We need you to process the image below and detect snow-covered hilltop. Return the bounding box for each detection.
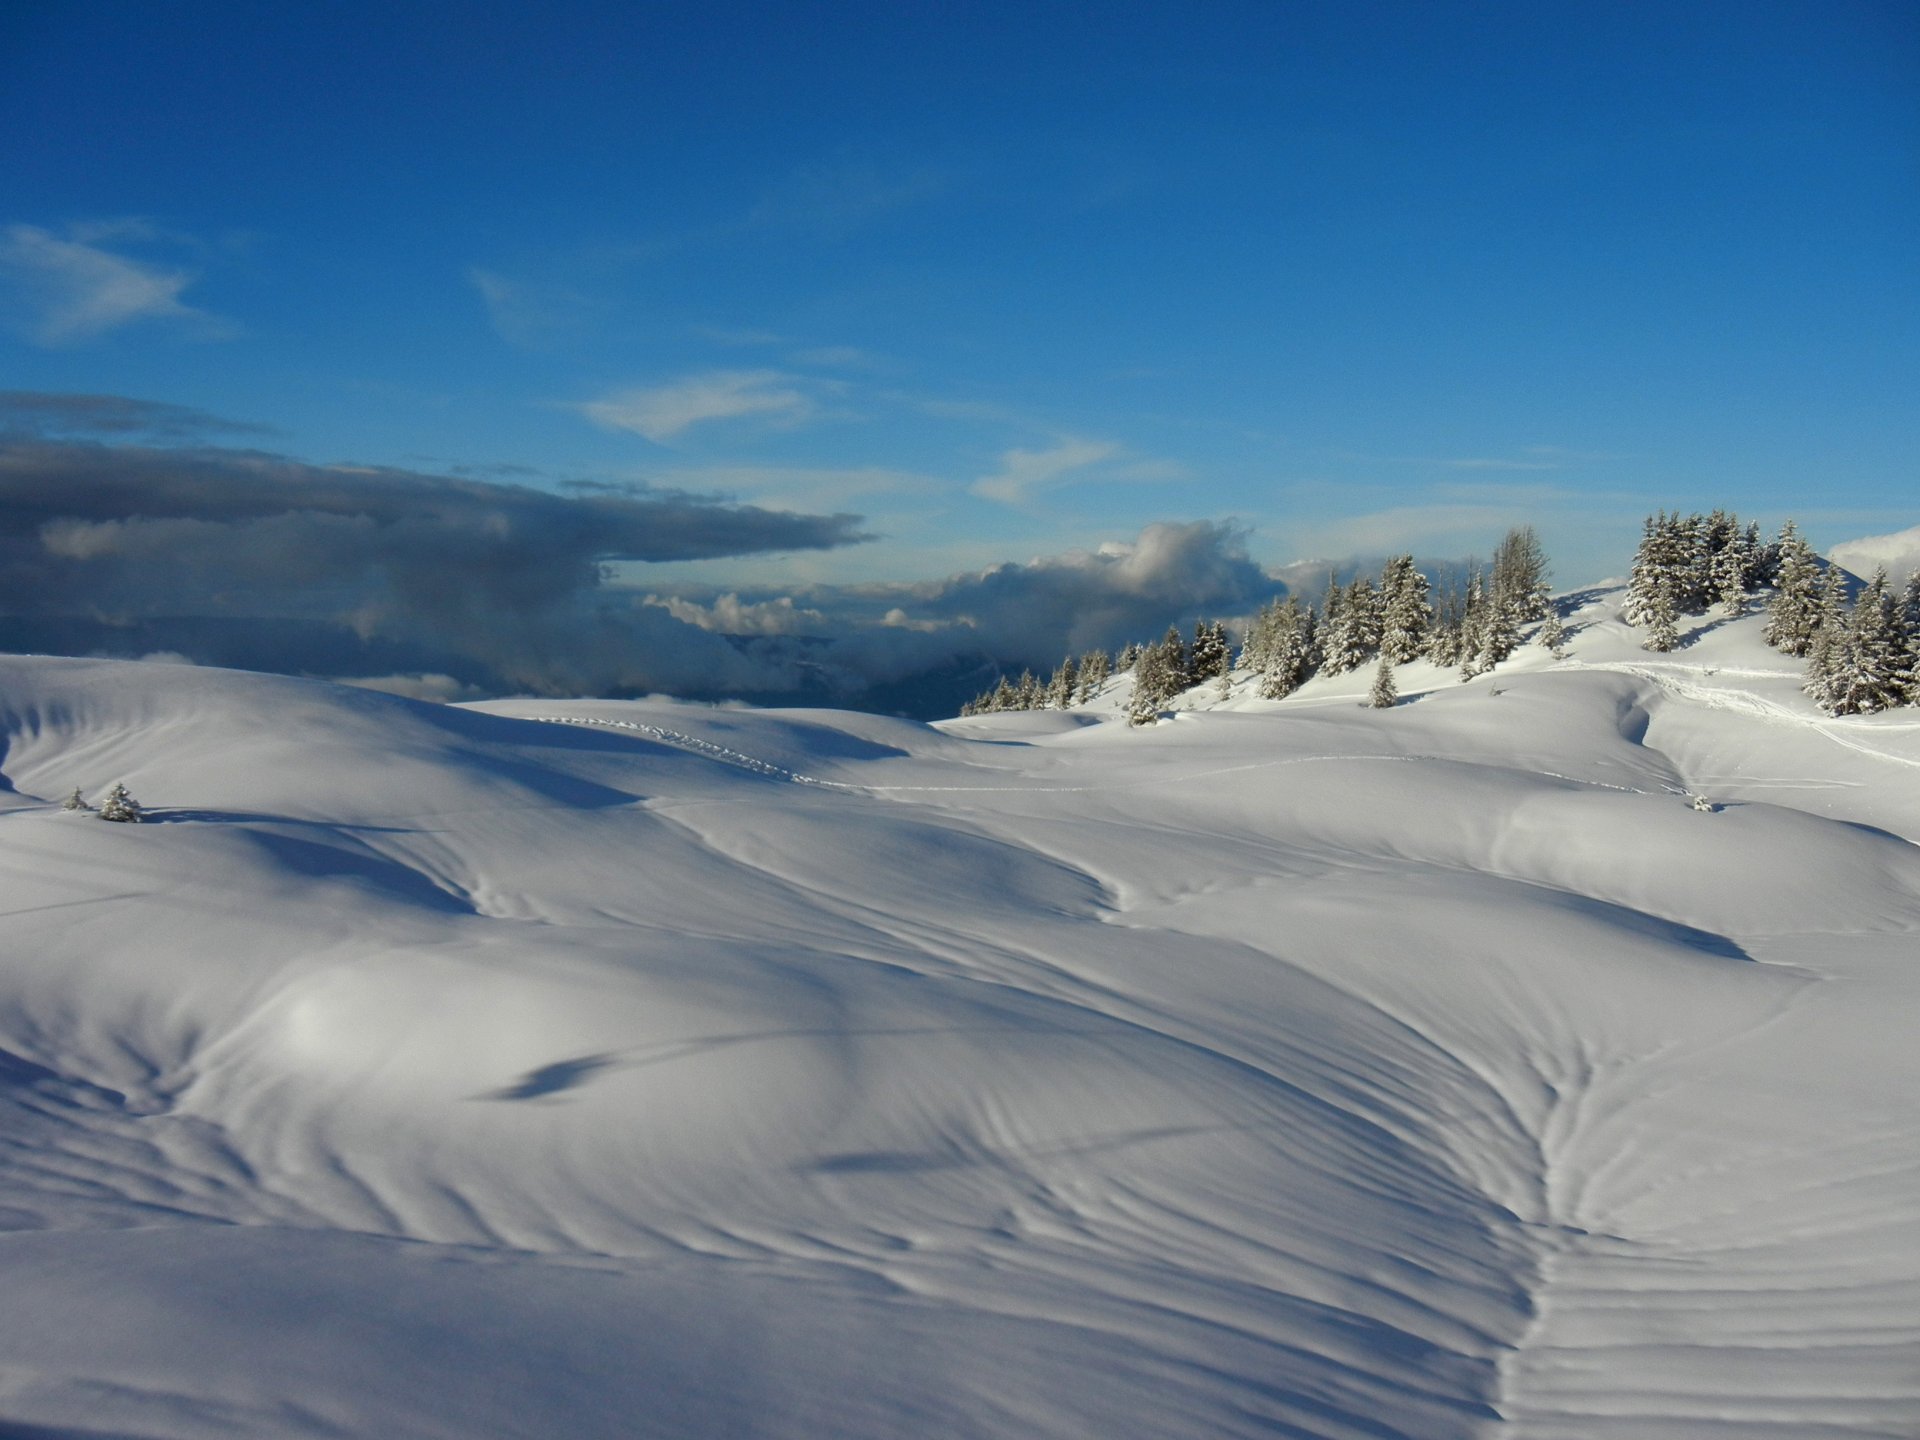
[1,579,1917,1439]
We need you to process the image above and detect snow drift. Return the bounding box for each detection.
[0,584,1915,1439]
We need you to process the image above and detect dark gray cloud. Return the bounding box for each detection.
[0,390,275,440]
[0,401,1289,715]
[0,429,868,696]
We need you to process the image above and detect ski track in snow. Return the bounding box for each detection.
[1564,659,1920,771]
[526,714,1657,798]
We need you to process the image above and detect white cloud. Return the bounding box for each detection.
[576,371,817,443]
[337,673,483,703]
[0,222,228,344]
[970,438,1120,504]
[1830,524,1920,585]
[643,592,825,635]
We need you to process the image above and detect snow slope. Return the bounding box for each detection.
[1,587,1916,1439]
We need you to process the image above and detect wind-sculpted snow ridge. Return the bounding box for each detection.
[1,588,1917,1439]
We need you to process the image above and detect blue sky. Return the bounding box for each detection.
[3,1,1916,631]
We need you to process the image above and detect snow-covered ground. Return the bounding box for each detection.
[1,585,1916,1439]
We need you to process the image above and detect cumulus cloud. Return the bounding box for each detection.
[0,223,230,344]
[643,592,826,635]
[577,371,818,443]
[970,438,1121,504]
[1830,524,1920,586]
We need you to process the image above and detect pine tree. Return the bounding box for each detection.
[1366,655,1397,709]
[1457,568,1488,680]
[1129,644,1169,725]
[1322,578,1378,675]
[1258,599,1319,699]
[1538,607,1568,657]
[1075,649,1111,703]
[96,783,143,823]
[1490,525,1551,623]
[1622,514,1661,628]
[1189,620,1228,686]
[1711,537,1748,618]
[1424,585,1463,667]
[1802,565,1851,707]
[60,787,93,812]
[1160,625,1191,694]
[1378,554,1432,663]
[1643,580,1680,652]
[1821,569,1906,715]
[1046,654,1079,708]
[1763,521,1821,655]
[1899,572,1920,707]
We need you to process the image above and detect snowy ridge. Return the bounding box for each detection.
[1,586,1917,1439]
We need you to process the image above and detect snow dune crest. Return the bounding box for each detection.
[0,588,1916,1438]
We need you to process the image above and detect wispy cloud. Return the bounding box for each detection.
[748,152,947,234]
[1338,445,1624,473]
[639,463,934,513]
[575,371,822,443]
[466,266,595,348]
[0,222,231,345]
[0,390,272,440]
[970,438,1121,504]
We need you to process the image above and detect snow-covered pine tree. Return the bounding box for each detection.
[1160,625,1191,694]
[1046,654,1078,708]
[1189,620,1229,686]
[1802,564,1852,705]
[1676,512,1712,611]
[1378,554,1432,663]
[1763,520,1821,655]
[61,787,92,812]
[1622,513,1664,628]
[1479,584,1522,668]
[1258,599,1319,699]
[1115,642,1141,673]
[1490,525,1551,623]
[1899,572,1920,707]
[1075,649,1111,703]
[1322,578,1378,675]
[1819,568,1907,715]
[1239,599,1275,676]
[1538,607,1568,657]
[1642,580,1681,652]
[1366,655,1397,709]
[1457,568,1488,680]
[1742,520,1777,589]
[1128,644,1170,724]
[96,783,143,823]
[1424,586,1463,667]
[1711,535,1749,618]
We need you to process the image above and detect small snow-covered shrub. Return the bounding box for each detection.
[96,783,143,823]
[60,787,93,812]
